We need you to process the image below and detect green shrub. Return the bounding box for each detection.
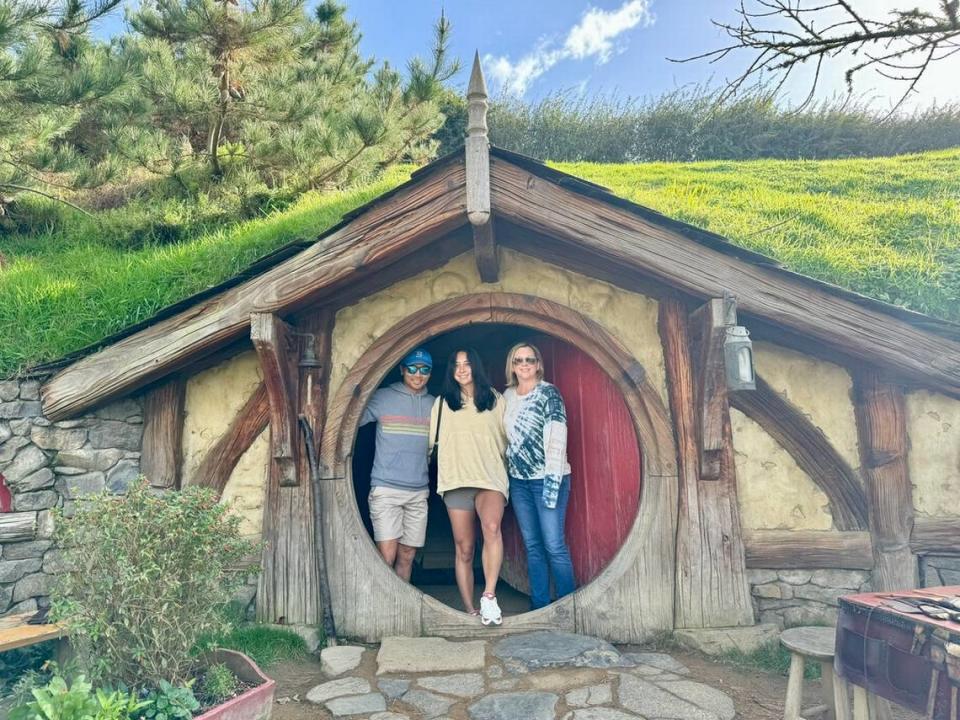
[139,681,199,720]
[50,480,259,688]
[8,673,144,720]
[197,664,238,705]
[0,641,56,697]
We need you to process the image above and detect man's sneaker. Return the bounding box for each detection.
[480,593,502,626]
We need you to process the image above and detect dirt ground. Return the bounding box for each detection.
[267,644,811,720]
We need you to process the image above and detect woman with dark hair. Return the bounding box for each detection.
[428,348,507,626]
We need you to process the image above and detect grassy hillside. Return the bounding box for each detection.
[1,151,957,377]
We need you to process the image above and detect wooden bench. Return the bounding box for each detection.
[0,612,67,653]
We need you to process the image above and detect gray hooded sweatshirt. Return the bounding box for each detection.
[359,381,435,491]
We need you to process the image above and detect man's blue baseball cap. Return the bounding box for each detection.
[402,348,432,368]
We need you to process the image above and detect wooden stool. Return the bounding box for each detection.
[781,626,840,720]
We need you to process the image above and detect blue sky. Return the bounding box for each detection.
[97,0,959,110]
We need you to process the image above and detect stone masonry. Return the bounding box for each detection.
[748,568,871,628]
[0,377,143,616]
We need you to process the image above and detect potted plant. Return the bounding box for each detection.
[26,479,275,719]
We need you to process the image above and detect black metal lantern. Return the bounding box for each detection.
[724,325,756,391]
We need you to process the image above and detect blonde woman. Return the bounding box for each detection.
[502,342,575,610]
[429,348,508,626]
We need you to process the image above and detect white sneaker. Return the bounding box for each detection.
[480,594,502,626]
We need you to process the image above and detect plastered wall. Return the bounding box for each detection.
[181,351,267,535]
[907,390,960,517]
[330,248,669,409]
[733,342,861,531]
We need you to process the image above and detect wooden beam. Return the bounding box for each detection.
[659,297,753,628]
[41,161,467,421]
[490,157,960,396]
[689,296,735,480]
[473,219,499,283]
[251,313,299,487]
[192,383,269,496]
[911,517,960,554]
[744,530,874,569]
[853,372,917,590]
[140,378,185,489]
[0,512,36,542]
[730,376,868,531]
[465,51,490,227]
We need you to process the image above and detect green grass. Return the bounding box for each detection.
[719,640,821,680]
[1,150,958,378]
[216,625,310,668]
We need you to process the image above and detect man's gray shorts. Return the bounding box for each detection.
[368,486,429,547]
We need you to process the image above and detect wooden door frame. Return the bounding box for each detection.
[319,292,680,641]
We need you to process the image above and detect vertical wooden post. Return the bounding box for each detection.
[141,378,185,489]
[465,51,499,282]
[854,371,917,591]
[659,297,753,628]
[252,312,319,625]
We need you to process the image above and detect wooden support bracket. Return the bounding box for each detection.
[473,219,499,283]
[690,293,737,480]
[251,313,299,487]
[141,378,186,489]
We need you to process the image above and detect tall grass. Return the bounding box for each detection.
[460,87,960,163]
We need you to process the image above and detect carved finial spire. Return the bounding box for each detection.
[466,51,488,141]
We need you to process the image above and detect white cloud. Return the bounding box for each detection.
[484,1,654,95]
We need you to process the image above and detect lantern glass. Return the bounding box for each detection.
[724,326,756,391]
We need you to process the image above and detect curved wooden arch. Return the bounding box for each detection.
[318,292,680,641]
[730,376,868,531]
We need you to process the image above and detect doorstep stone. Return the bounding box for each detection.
[673,623,780,656]
[493,631,623,670]
[377,637,486,674]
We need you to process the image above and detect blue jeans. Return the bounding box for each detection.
[508,475,576,610]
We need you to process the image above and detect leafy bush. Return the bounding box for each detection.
[9,673,144,720]
[197,664,238,705]
[0,641,56,697]
[139,681,199,720]
[50,480,259,688]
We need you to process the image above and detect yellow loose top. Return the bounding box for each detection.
[428,392,508,500]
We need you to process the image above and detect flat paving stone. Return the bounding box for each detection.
[326,692,386,716]
[528,668,606,692]
[402,689,456,718]
[563,709,642,720]
[656,679,735,720]
[486,664,504,679]
[377,678,411,699]
[469,692,558,720]
[493,631,622,670]
[370,714,410,720]
[621,652,690,675]
[618,673,719,720]
[566,683,613,707]
[378,636,486,674]
[490,679,518,691]
[306,677,370,704]
[321,645,365,676]
[418,672,485,698]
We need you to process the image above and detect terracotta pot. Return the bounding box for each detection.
[195,649,276,720]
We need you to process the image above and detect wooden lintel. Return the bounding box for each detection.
[251,313,299,487]
[911,517,960,554]
[473,219,499,283]
[744,530,874,570]
[140,378,185,489]
[690,297,734,480]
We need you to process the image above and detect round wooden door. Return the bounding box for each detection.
[501,335,642,595]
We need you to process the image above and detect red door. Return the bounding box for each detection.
[501,335,642,593]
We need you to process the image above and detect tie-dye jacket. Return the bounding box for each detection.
[503,382,572,509]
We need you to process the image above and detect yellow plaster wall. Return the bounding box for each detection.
[329,248,668,408]
[753,341,861,471]
[181,351,268,536]
[907,390,960,517]
[731,408,834,530]
[221,429,269,537]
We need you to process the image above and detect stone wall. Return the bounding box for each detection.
[0,378,143,616]
[748,568,871,628]
[921,555,960,587]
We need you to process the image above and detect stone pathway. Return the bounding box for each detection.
[304,631,737,720]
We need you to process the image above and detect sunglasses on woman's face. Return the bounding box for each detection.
[512,356,538,366]
[404,365,432,375]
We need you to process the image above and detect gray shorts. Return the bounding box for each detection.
[442,487,480,511]
[368,486,429,546]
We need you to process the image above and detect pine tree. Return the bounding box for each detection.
[117,0,459,196]
[0,0,126,217]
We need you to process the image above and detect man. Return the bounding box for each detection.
[359,348,435,581]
